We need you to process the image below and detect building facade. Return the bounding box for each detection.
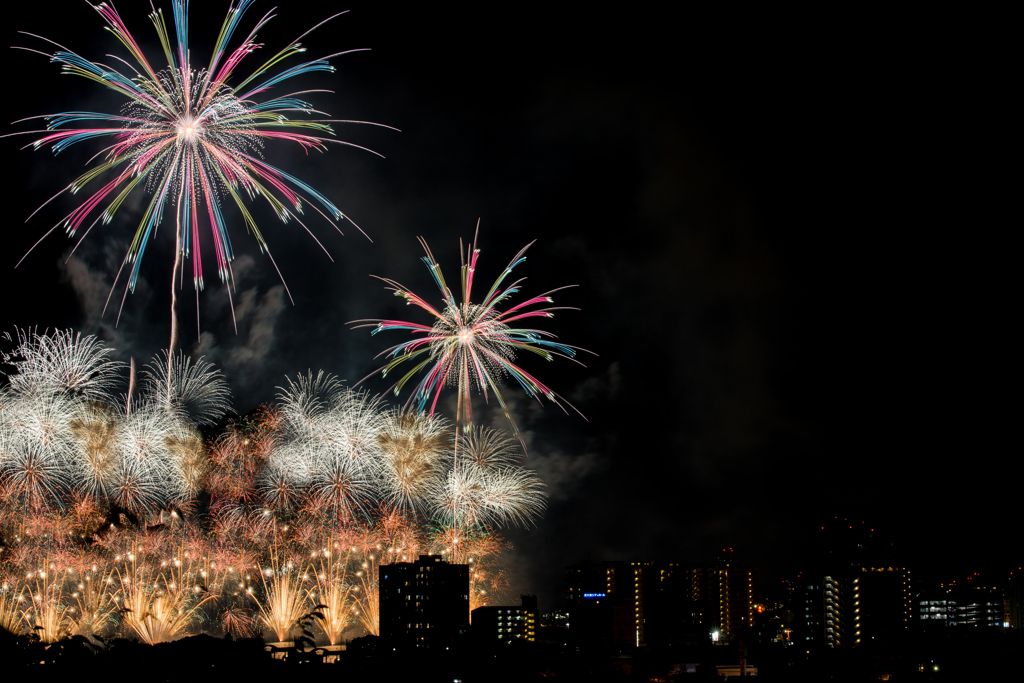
[564,555,758,650]
[379,555,469,649]
[854,567,913,645]
[471,595,538,645]
[918,585,1004,628]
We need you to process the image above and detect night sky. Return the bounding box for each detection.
[0,4,1013,610]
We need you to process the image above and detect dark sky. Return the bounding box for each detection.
[0,3,1014,609]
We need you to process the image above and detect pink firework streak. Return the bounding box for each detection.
[352,225,592,447]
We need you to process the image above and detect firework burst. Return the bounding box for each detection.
[25,581,75,643]
[2,329,123,403]
[8,1,391,350]
[68,402,121,500]
[270,375,384,524]
[354,228,590,448]
[141,351,231,427]
[376,410,451,515]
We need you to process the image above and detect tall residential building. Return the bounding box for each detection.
[564,561,635,650]
[1008,567,1024,629]
[822,575,850,648]
[793,572,850,649]
[645,563,711,646]
[853,567,913,645]
[793,519,914,650]
[564,555,757,650]
[714,549,759,639]
[793,573,825,649]
[379,555,469,649]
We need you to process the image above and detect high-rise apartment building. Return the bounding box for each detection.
[822,575,849,648]
[793,522,911,649]
[564,561,636,650]
[714,549,759,638]
[853,567,913,645]
[794,573,825,648]
[1007,568,1023,629]
[471,595,538,645]
[379,555,469,649]
[564,555,757,650]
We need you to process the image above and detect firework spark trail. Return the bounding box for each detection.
[220,605,257,639]
[310,549,354,645]
[257,554,307,643]
[353,227,592,451]
[350,537,383,637]
[25,578,75,643]
[116,561,213,644]
[68,566,117,638]
[1,584,26,636]
[7,1,393,355]
[353,570,379,637]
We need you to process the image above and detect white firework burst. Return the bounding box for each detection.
[113,406,177,512]
[274,375,385,521]
[276,371,345,445]
[260,441,314,510]
[329,388,387,464]
[68,401,122,500]
[141,350,231,426]
[309,454,375,523]
[108,454,164,514]
[2,328,123,403]
[0,438,70,509]
[476,467,546,528]
[375,410,451,515]
[429,452,545,530]
[458,424,520,471]
[163,421,209,500]
[0,390,79,487]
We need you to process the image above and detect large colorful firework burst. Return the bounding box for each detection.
[354,228,590,447]
[8,0,388,345]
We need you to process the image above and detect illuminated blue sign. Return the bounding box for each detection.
[583,593,606,599]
